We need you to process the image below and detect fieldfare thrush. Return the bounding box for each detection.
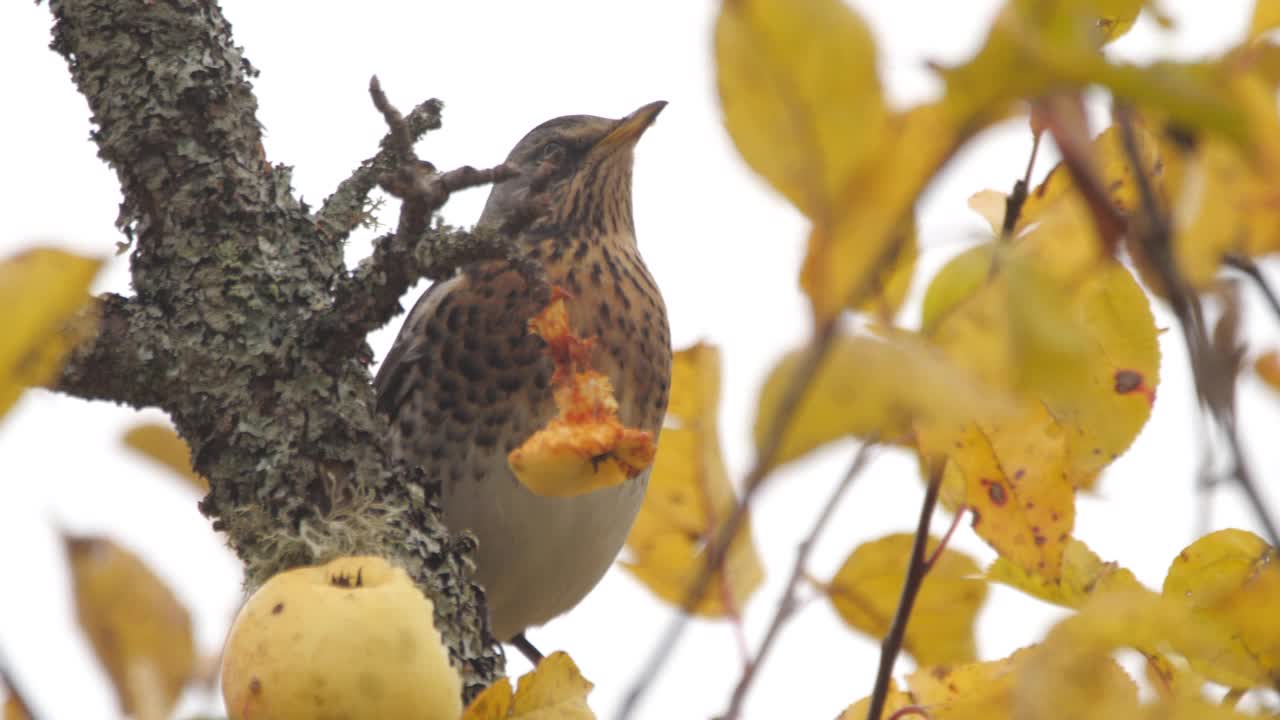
[375,102,672,661]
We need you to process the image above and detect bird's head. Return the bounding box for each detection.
[477,101,666,237]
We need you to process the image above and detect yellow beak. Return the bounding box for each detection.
[599,100,667,150]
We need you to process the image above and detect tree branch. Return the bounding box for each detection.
[51,293,169,409]
[722,442,878,720]
[864,460,944,720]
[1114,107,1280,547]
[618,232,910,720]
[316,98,444,243]
[314,79,541,355]
[47,0,500,698]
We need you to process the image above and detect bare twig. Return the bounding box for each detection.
[314,80,543,353]
[617,233,909,720]
[1041,104,1127,253]
[1114,107,1280,546]
[865,461,945,720]
[722,442,878,720]
[999,127,1042,240]
[315,94,443,242]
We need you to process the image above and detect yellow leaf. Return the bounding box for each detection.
[836,680,913,720]
[0,248,102,419]
[1017,590,1271,713]
[1250,0,1280,40]
[66,535,195,720]
[463,651,594,720]
[754,332,1012,467]
[800,102,970,321]
[1013,593,1152,720]
[922,407,1075,581]
[715,0,887,223]
[927,199,1160,494]
[1088,0,1146,44]
[987,537,1144,608]
[920,245,995,334]
[122,423,209,493]
[1162,529,1280,686]
[623,344,763,616]
[853,218,919,321]
[826,533,988,665]
[1255,349,1280,391]
[508,292,656,497]
[906,647,1039,720]
[943,3,1248,149]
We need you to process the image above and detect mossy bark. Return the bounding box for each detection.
[47,0,501,698]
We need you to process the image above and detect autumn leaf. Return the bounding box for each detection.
[836,680,913,720]
[825,533,987,665]
[1250,0,1280,41]
[122,422,209,493]
[715,0,887,223]
[623,343,763,616]
[66,535,195,720]
[1162,529,1280,686]
[463,651,594,720]
[920,407,1075,582]
[0,248,102,419]
[1021,590,1268,704]
[987,537,1143,608]
[754,332,1013,468]
[927,196,1160,494]
[853,218,919,321]
[508,290,656,497]
[906,647,1044,720]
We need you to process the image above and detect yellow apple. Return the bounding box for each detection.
[221,555,462,720]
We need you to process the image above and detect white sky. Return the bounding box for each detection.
[2,1,1278,719]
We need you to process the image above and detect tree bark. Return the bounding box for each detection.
[46,0,503,698]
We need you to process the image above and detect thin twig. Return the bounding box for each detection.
[1114,107,1280,546]
[1041,104,1127,253]
[315,91,443,242]
[999,129,1042,240]
[924,505,966,568]
[314,79,543,354]
[722,442,878,720]
[616,234,909,720]
[1224,253,1280,327]
[864,461,945,720]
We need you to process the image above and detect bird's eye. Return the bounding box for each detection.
[540,142,566,164]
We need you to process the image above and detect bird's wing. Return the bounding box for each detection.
[373,277,456,417]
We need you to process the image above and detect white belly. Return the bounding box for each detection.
[443,457,648,642]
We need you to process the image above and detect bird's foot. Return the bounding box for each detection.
[510,632,546,665]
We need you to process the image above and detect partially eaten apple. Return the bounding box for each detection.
[507,288,656,497]
[221,555,462,720]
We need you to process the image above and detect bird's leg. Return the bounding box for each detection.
[510,632,546,665]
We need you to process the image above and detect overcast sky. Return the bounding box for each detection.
[2,2,1277,719]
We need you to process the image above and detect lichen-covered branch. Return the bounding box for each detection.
[315,98,444,242]
[53,294,169,408]
[46,0,500,697]
[315,81,545,355]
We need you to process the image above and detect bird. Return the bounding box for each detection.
[374,102,672,662]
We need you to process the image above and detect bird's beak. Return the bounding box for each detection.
[599,100,667,149]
